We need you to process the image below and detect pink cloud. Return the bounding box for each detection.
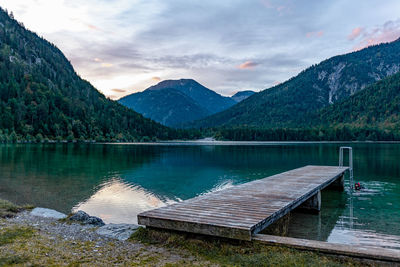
[260,0,273,8]
[306,31,324,38]
[348,27,363,41]
[273,81,281,86]
[86,23,99,31]
[238,61,259,69]
[351,20,400,51]
[70,18,101,31]
[260,0,288,14]
[151,76,161,82]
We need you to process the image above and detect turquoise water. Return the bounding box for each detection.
[0,142,399,249]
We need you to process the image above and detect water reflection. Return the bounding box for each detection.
[328,193,400,250]
[328,227,400,250]
[0,142,399,250]
[73,177,237,224]
[73,178,176,224]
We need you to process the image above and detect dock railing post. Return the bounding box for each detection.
[339,146,353,191]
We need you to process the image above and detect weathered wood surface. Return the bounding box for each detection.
[138,165,348,240]
[253,234,400,263]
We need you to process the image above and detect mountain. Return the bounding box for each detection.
[0,8,193,142]
[231,90,255,102]
[118,88,209,126]
[119,79,236,126]
[212,73,400,141]
[189,38,400,128]
[314,72,400,131]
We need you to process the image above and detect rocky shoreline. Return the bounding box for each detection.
[0,207,199,266]
[9,208,141,242]
[0,204,377,266]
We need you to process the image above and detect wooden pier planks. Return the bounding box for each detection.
[138,165,348,240]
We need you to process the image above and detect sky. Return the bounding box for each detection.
[1,0,400,99]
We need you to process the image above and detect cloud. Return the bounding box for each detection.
[101,63,113,67]
[306,31,324,38]
[151,76,161,82]
[352,19,400,51]
[152,53,230,69]
[85,23,99,31]
[348,27,363,40]
[238,61,259,69]
[70,17,102,32]
[5,0,400,97]
[273,81,281,86]
[260,0,290,14]
[111,88,126,93]
[260,0,273,8]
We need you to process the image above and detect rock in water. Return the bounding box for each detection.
[30,207,67,219]
[96,224,140,241]
[69,210,105,226]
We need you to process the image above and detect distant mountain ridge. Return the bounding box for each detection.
[145,79,235,114]
[119,87,209,126]
[231,90,255,102]
[189,38,400,128]
[119,79,236,126]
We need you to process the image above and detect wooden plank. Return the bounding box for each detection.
[138,165,348,240]
[253,234,400,263]
[138,216,251,240]
[141,210,259,226]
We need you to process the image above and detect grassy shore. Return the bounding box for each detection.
[131,228,371,267]
[0,199,376,266]
[0,199,33,218]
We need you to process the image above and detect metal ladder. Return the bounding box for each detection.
[339,146,354,191]
[339,146,355,230]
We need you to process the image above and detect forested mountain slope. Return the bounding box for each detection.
[315,72,400,131]
[0,8,192,142]
[189,38,400,128]
[212,73,400,141]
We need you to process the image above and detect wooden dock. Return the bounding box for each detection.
[138,165,348,240]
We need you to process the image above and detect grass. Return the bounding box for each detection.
[0,255,29,266]
[0,226,35,246]
[1,222,363,266]
[0,199,33,218]
[130,227,364,267]
[0,227,34,266]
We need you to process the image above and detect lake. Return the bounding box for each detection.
[0,142,399,250]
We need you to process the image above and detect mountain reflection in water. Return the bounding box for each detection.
[73,178,176,224]
[0,142,399,250]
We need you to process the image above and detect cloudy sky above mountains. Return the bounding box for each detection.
[1,0,400,99]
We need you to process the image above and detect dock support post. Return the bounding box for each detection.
[297,190,321,214]
[327,174,345,191]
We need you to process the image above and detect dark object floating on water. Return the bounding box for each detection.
[354,182,363,191]
[69,210,105,226]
